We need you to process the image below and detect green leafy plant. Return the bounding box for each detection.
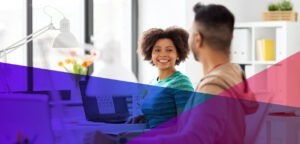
[279,0,293,11]
[268,0,293,11]
[268,3,280,11]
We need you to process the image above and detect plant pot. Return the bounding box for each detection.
[70,74,85,101]
[263,11,298,21]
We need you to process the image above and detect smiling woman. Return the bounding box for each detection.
[151,38,178,77]
[130,26,194,128]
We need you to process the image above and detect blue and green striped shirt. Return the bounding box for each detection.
[141,71,194,128]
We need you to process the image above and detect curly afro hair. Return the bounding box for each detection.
[138,26,190,65]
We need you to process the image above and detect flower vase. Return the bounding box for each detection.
[70,75,84,101]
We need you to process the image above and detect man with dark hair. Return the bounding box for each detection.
[191,3,234,55]
[84,3,257,144]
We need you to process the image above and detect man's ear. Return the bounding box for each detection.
[195,32,203,48]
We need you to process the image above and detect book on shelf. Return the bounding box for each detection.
[256,39,275,61]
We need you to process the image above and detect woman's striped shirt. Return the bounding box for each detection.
[141,71,194,128]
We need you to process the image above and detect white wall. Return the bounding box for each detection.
[138,0,187,84]
[187,0,300,23]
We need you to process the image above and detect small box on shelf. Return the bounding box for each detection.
[256,39,275,61]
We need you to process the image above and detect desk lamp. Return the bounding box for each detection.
[0,6,79,94]
[0,6,78,61]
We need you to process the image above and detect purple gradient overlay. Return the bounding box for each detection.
[0,52,300,144]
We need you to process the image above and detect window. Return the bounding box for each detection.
[0,0,26,65]
[0,0,137,90]
[93,0,133,75]
[0,1,28,91]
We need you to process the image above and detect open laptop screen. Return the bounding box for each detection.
[79,81,130,123]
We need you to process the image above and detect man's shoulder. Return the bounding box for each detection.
[197,75,228,95]
[198,63,244,94]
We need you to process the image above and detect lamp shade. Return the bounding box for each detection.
[52,18,78,48]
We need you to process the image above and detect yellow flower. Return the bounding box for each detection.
[58,61,64,67]
[65,58,74,64]
[58,49,97,75]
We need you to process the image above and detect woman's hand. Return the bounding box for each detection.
[126,115,147,124]
[84,131,117,144]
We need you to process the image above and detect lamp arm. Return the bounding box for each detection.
[3,23,54,50]
[0,23,56,58]
[7,24,54,50]
[2,27,50,57]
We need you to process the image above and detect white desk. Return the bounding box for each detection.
[52,118,146,144]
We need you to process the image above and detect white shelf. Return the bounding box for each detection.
[231,61,252,65]
[233,20,300,144]
[233,21,300,66]
[232,21,300,107]
[235,21,293,28]
[254,61,277,65]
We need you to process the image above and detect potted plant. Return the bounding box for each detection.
[263,0,297,21]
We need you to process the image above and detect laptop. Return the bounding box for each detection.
[79,81,130,123]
